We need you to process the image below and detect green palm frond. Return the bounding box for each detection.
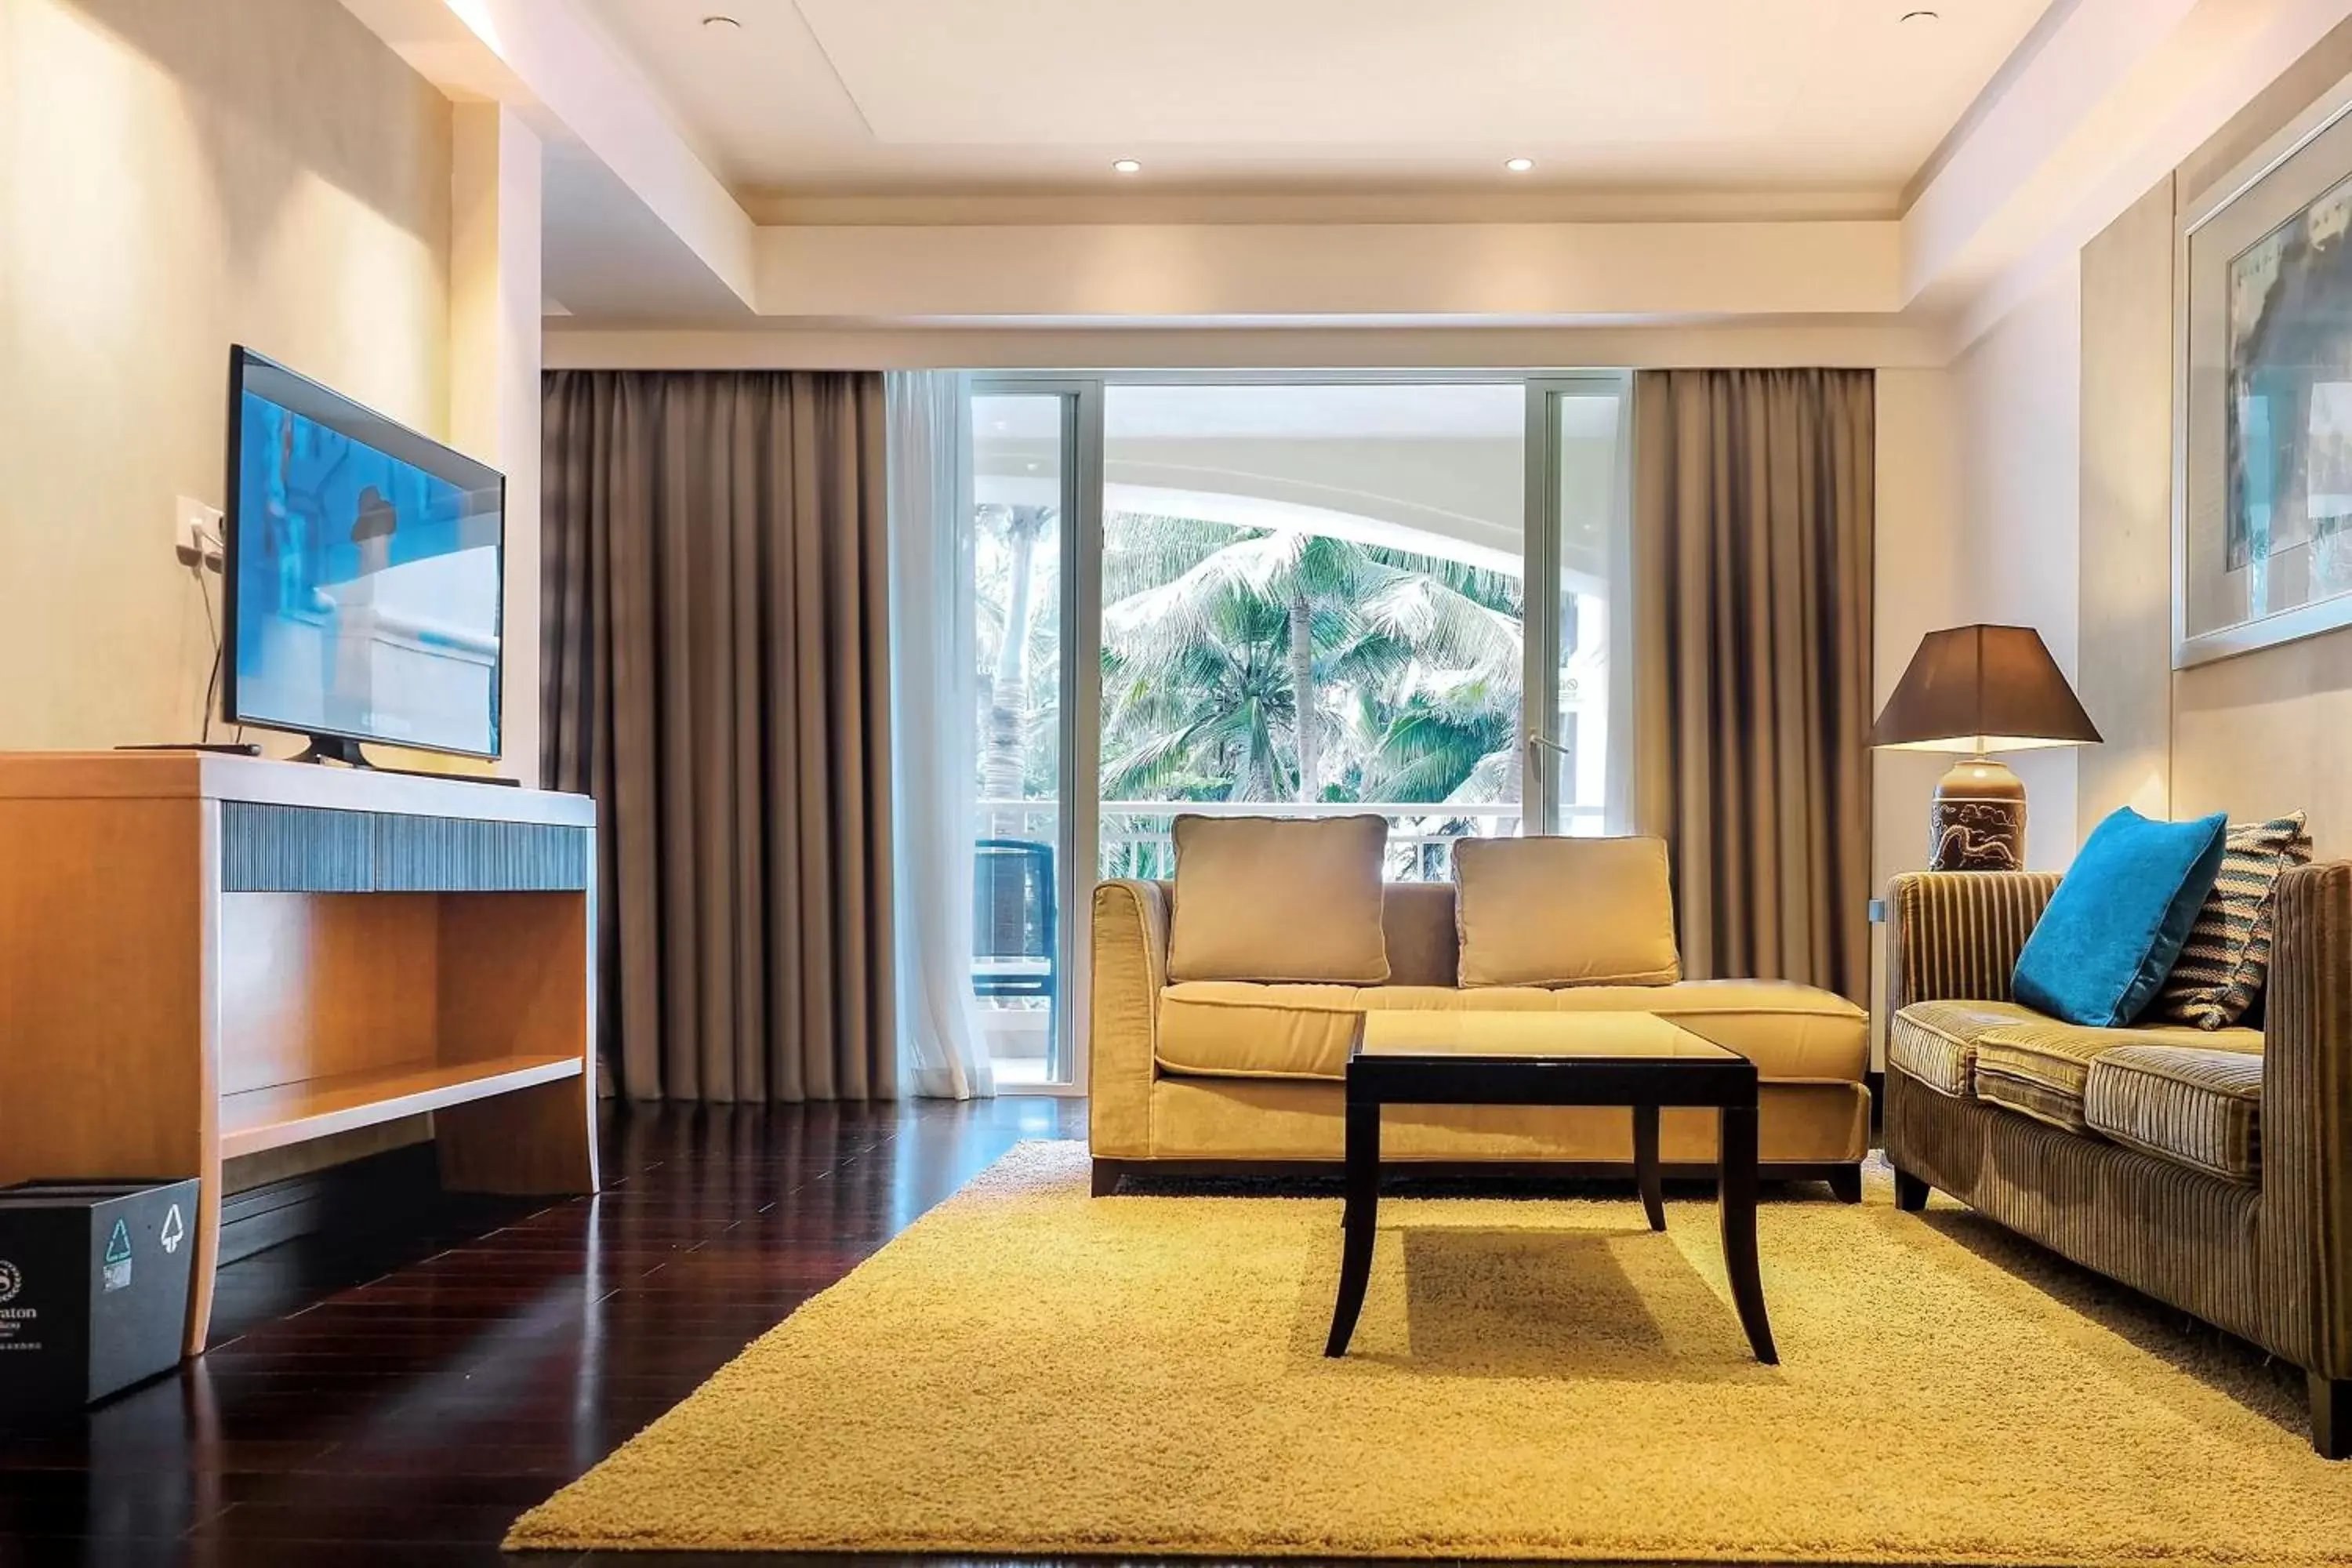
[1359,567,1522,683]
[1092,511,1544,819]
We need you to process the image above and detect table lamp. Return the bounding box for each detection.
[1873,624,2101,870]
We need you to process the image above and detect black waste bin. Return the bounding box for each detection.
[0,1179,200,1415]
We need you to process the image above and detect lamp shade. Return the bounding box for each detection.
[1873,624,2101,753]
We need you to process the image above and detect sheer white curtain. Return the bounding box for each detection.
[886,371,994,1099]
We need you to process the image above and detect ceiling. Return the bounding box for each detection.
[584,0,2056,206]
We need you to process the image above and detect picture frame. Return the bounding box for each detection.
[2176,69,2352,668]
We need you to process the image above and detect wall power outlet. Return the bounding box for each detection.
[175,496,223,566]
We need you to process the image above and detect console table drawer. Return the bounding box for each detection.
[220,803,593,893]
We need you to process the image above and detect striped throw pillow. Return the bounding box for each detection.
[2149,811,2312,1029]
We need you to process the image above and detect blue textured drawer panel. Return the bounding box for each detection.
[220,803,593,893]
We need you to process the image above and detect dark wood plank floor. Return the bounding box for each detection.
[0,1098,1085,1568]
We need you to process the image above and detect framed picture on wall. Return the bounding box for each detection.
[2177,74,2352,667]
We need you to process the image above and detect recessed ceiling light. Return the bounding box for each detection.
[1112,158,1142,176]
[701,14,742,28]
[1504,157,1534,173]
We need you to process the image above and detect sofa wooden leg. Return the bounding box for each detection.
[1828,1163,1863,1204]
[1893,1167,1930,1213]
[1091,1159,1129,1197]
[2314,1374,2350,1459]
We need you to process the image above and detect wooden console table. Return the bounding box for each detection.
[0,752,599,1353]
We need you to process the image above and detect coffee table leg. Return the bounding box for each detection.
[1633,1104,1665,1232]
[1326,1094,1380,1357]
[1719,1103,1777,1365]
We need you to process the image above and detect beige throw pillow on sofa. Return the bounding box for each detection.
[1166,814,1391,984]
[1454,835,1682,988]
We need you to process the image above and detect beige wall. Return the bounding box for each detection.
[2078,20,2352,860]
[2077,176,2178,832]
[0,0,450,751]
[1946,263,2085,869]
[1879,263,2085,878]
[1868,367,1963,1065]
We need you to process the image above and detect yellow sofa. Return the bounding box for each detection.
[1089,878,1871,1195]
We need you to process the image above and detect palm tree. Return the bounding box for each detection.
[976,502,1054,834]
[1101,591,1296,801]
[1098,512,1526,815]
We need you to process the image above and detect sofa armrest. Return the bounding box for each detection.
[1884,869,2061,1013]
[2260,860,2352,1381]
[1089,879,1167,1159]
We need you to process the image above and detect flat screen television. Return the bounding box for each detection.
[224,347,505,760]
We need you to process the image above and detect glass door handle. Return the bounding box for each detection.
[1526,733,1572,757]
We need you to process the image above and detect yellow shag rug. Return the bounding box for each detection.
[508,1142,2352,1563]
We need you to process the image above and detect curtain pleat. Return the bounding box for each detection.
[1634,368,1875,1004]
[541,368,896,1103]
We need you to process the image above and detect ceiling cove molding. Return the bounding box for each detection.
[542,318,1952,373]
[749,221,1904,325]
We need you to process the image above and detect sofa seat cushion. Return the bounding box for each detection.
[1155,979,1866,1084]
[1973,1016,2239,1133]
[1156,983,1363,1080]
[2083,1042,2265,1183]
[1886,1000,2045,1100]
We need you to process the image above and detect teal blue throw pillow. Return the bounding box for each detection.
[2012,808,2229,1027]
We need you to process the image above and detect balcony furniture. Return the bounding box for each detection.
[0,752,600,1356]
[1089,874,1869,1194]
[1325,1011,1775,1364]
[973,837,1056,1001]
[1882,864,2352,1457]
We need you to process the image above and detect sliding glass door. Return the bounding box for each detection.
[1526,378,1633,836]
[966,386,1092,1090]
[962,371,1628,1092]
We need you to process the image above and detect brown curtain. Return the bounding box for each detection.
[541,369,897,1102]
[1633,368,1875,1004]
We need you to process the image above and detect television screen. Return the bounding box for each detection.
[226,349,504,758]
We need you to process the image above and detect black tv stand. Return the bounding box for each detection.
[290,734,522,786]
[292,734,373,768]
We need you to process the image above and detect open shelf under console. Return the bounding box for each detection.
[220,1053,584,1160]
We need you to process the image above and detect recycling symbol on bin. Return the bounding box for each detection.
[101,1220,134,1293]
[161,1205,185,1256]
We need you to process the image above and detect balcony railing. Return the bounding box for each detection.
[975,797,1602,883]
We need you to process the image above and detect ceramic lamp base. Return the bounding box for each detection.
[1930,757,2026,871]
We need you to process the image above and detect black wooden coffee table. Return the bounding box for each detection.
[1323,1011,1777,1364]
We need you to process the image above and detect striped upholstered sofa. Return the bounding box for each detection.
[1883,864,2352,1457]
